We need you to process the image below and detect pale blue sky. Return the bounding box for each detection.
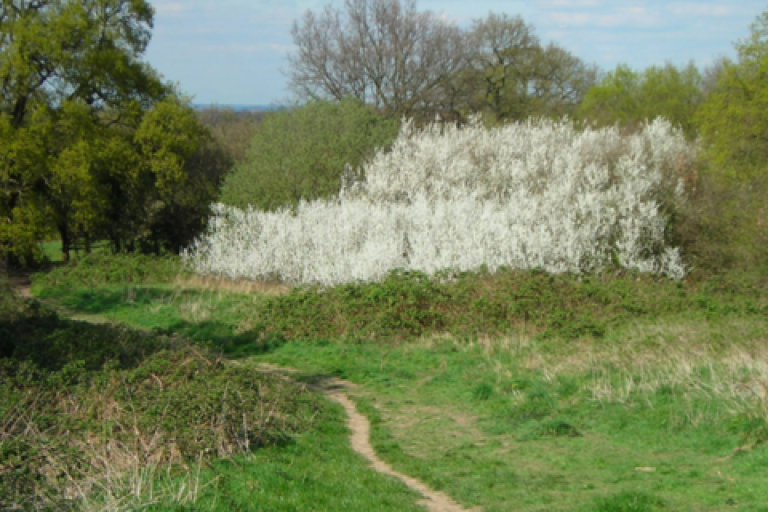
[144,0,766,105]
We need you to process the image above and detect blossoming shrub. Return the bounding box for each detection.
[184,117,695,285]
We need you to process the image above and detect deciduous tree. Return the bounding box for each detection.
[696,11,768,178]
[578,62,702,138]
[465,13,598,123]
[287,0,467,119]
[0,0,212,264]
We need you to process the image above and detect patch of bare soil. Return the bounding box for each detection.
[256,364,479,512]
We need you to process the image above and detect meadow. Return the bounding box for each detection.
[4,115,768,511]
[12,251,768,511]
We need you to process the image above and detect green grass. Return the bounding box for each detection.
[0,292,320,510]
[252,338,768,511]
[141,386,424,512]
[37,239,112,263]
[25,258,768,510]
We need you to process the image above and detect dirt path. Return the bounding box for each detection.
[257,364,478,512]
[7,284,478,512]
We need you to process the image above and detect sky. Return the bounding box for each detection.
[144,0,767,106]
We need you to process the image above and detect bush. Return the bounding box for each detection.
[240,268,768,342]
[31,252,187,289]
[188,117,695,285]
[0,294,320,510]
[671,167,768,273]
[218,98,399,211]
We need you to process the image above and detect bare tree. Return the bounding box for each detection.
[465,13,598,122]
[288,0,468,119]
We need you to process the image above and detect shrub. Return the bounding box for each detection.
[186,117,695,285]
[218,98,399,211]
[0,295,320,510]
[31,252,186,289]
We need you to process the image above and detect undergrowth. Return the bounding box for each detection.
[0,284,320,511]
[35,260,768,343]
[33,252,188,288]
[24,255,768,509]
[250,268,768,341]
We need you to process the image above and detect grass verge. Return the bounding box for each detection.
[28,257,768,510]
[258,335,768,511]
[0,280,319,510]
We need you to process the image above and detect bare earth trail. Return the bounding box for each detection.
[256,363,478,512]
[8,282,477,512]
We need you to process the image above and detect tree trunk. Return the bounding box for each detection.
[58,223,71,263]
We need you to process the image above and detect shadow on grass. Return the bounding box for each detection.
[39,286,169,314]
[154,320,287,359]
[0,303,181,372]
[34,287,286,359]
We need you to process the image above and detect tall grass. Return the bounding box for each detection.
[185,117,695,285]
[0,290,320,510]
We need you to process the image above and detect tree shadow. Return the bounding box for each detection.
[153,319,287,359]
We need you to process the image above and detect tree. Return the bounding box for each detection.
[0,0,211,264]
[696,11,768,178]
[219,98,398,211]
[578,62,703,138]
[464,13,598,123]
[287,0,467,119]
[196,106,263,163]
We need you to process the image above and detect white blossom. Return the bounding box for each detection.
[183,117,694,285]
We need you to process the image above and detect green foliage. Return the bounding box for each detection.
[0,295,320,510]
[670,167,768,272]
[672,11,768,273]
[38,265,768,345]
[219,98,399,210]
[0,1,218,265]
[250,269,768,342]
[578,62,703,137]
[31,253,186,289]
[696,13,768,179]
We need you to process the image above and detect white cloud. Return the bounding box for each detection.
[536,0,604,8]
[153,1,187,16]
[548,7,662,29]
[666,3,731,16]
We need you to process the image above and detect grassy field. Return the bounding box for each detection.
[14,254,768,510]
[1,270,421,511]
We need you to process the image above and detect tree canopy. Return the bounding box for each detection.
[696,12,768,179]
[0,0,218,264]
[288,1,597,123]
[577,62,703,138]
[463,13,598,123]
[219,98,398,211]
[288,0,467,120]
